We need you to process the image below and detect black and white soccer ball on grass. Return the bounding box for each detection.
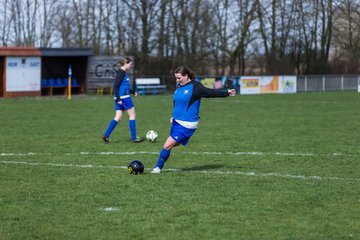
[146,130,158,142]
[128,160,144,175]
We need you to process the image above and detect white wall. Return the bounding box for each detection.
[6,57,41,92]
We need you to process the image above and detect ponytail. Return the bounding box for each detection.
[174,65,196,80]
[117,57,132,66]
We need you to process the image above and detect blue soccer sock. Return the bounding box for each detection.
[104,119,118,138]
[129,119,137,140]
[155,148,171,169]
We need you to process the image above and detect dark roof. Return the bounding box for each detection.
[0,47,42,56]
[39,48,94,57]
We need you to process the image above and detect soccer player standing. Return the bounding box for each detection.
[102,57,144,143]
[151,65,236,173]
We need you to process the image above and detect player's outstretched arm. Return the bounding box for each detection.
[228,89,236,96]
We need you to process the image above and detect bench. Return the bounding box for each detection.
[41,78,82,96]
[96,84,113,95]
[135,78,167,95]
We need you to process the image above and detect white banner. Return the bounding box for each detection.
[260,76,279,94]
[279,76,297,93]
[240,76,260,95]
[241,76,297,94]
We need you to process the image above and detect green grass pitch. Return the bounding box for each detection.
[1,92,359,239]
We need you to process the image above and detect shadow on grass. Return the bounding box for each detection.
[179,164,223,172]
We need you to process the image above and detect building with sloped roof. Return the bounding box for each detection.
[0,47,93,98]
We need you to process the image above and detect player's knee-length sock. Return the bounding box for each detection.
[104,119,118,138]
[155,148,171,169]
[129,119,137,140]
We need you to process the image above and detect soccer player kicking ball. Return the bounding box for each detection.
[151,66,236,173]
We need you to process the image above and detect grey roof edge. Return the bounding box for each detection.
[40,48,94,56]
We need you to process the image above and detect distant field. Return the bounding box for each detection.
[1,92,359,239]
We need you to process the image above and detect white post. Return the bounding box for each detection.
[358,75,360,93]
[323,76,326,92]
[305,76,307,93]
[341,75,344,91]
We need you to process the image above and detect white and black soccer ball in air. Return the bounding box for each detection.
[146,130,158,142]
[128,160,144,175]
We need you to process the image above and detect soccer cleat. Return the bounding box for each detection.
[101,136,110,144]
[132,137,144,143]
[151,167,161,174]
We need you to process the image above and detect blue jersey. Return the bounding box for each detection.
[113,69,134,101]
[172,81,229,122]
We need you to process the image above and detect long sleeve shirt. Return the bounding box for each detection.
[172,80,229,126]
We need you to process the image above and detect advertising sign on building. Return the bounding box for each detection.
[260,76,279,94]
[241,76,297,95]
[240,77,260,94]
[87,56,126,93]
[201,78,216,89]
[279,76,297,93]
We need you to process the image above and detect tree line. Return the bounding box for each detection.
[1,0,359,76]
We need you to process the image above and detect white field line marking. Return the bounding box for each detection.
[0,151,357,157]
[1,160,359,182]
[0,160,126,169]
[100,207,119,212]
[166,168,360,181]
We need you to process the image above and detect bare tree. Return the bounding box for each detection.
[317,0,334,72]
[167,0,214,72]
[114,0,133,55]
[103,0,114,55]
[122,0,160,73]
[9,0,39,46]
[333,0,360,73]
[296,0,334,73]
[256,0,297,74]
[154,0,174,74]
[71,0,84,47]
[88,0,104,54]
[38,0,59,47]
[0,0,12,46]
[227,0,258,75]
[56,1,74,47]
[11,0,22,45]
[0,0,358,76]
[209,0,229,75]
[24,0,39,46]
[157,0,167,59]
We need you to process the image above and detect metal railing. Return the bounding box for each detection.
[297,75,360,92]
